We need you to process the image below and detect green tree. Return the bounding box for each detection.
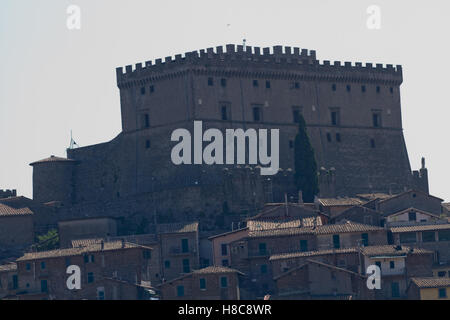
[33,229,59,251]
[294,114,319,202]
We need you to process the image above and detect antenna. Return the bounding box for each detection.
[69,130,80,149]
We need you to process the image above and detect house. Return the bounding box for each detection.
[270,248,360,277]
[247,202,326,224]
[0,263,18,299]
[209,227,249,267]
[407,278,450,300]
[0,203,34,249]
[361,245,434,299]
[330,206,383,227]
[376,190,443,216]
[384,207,443,226]
[273,259,373,300]
[316,197,366,218]
[14,240,154,300]
[389,223,450,264]
[158,266,244,300]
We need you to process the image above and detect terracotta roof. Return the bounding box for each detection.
[378,189,444,204]
[157,222,199,234]
[72,234,158,248]
[17,241,145,261]
[248,221,382,238]
[411,277,450,288]
[356,193,393,201]
[29,155,77,166]
[362,245,432,258]
[208,228,249,240]
[192,266,244,275]
[0,203,33,217]
[390,223,450,233]
[314,221,384,234]
[270,248,358,261]
[248,218,322,231]
[0,263,17,272]
[318,198,365,207]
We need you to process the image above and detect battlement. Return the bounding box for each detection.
[116,44,403,87]
[0,189,17,199]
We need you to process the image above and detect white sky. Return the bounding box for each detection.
[1,0,449,202]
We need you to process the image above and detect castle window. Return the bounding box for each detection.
[326,133,332,142]
[221,78,227,87]
[292,106,303,123]
[252,106,263,122]
[149,85,155,93]
[332,84,337,91]
[144,114,150,128]
[362,85,366,93]
[220,103,231,121]
[208,77,214,86]
[266,80,271,89]
[330,108,340,126]
[390,87,394,94]
[253,80,259,87]
[376,86,381,93]
[140,87,146,95]
[145,140,151,149]
[336,133,341,142]
[346,85,351,92]
[294,82,300,89]
[370,139,376,148]
[372,111,382,128]
[289,140,294,149]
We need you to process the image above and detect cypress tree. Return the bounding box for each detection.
[294,114,319,203]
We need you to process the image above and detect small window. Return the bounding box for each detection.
[265,80,271,89]
[220,276,228,288]
[87,272,94,283]
[220,104,230,121]
[390,87,394,94]
[372,112,381,128]
[222,259,229,267]
[376,86,381,93]
[164,260,171,269]
[26,263,31,271]
[199,278,206,290]
[145,140,151,149]
[259,243,267,255]
[361,233,369,246]
[390,261,395,269]
[221,244,228,256]
[326,133,332,142]
[208,77,214,86]
[370,139,376,149]
[253,80,259,87]
[332,84,337,91]
[253,106,263,122]
[346,85,351,92]
[292,106,302,123]
[330,109,340,126]
[261,264,268,274]
[300,240,308,252]
[333,235,340,249]
[182,259,190,273]
[140,87,146,95]
[439,288,447,298]
[12,275,18,289]
[399,232,417,244]
[144,114,150,128]
[375,261,382,270]
[181,239,189,253]
[149,85,155,93]
[391,282,400,298]
[177,285,185,297]
[41,262,46,270]
[294,82,300,89]
[423,231,435,243]
[97,287,105,300]
[362,85,366,93]
[221,78,227,87]
[408,212,417,222]
[437,271,447,278]
[41,280,48,293]
[336,133,341,142]
[289,140,294,149]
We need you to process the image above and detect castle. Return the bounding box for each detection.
[29,44,428,227]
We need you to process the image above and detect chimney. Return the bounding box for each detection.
[100,240,104,251]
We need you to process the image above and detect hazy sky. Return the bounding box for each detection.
[1,0,449,202]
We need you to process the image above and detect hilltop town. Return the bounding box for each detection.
[1,45,449,300]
